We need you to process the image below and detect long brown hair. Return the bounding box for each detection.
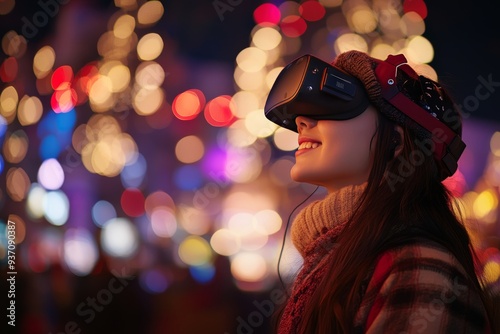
[286,111,497,333]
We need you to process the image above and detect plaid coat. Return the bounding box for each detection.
[353,238,491,333]
[278,229,492,333]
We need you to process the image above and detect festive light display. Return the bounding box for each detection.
[0,0,498,306]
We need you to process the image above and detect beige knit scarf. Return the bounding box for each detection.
[278,182,367,334]
[290,182,367,257]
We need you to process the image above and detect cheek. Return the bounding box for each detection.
[322,132,373,170]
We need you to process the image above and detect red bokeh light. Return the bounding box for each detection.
[280,15,307,38]
[299,1,326,22]
[51,65,74,91]
[74,62,99,105]
[172,89,205,121]
[121,188,146,217]
[204,95,235,127]
[403,0,428,19]
[442,169,466,198]
[0,57,18,82]
[253,3,281,26]
[51,88,77,113]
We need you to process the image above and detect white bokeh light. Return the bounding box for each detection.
[38,158,65,190]
[101,218,139,258]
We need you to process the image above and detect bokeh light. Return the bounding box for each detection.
[92,200,117,227]
[137,33,164,61]
[137,1,165,26]
[172,89,205,121]
[253,3,281,26]
[63,229,99,276]
[38,158,65,190]
[175,135,205,164]
[178,235,212,266]
[204,95,236,127]
[230,252,267,282]
[0,0,499,321]
[101,218,139,258]
[43,190,70,226]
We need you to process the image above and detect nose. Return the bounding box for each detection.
[295,116,317,132]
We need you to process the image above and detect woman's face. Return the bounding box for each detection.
[290,106,378,193]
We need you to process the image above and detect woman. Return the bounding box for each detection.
[264,50,496,333]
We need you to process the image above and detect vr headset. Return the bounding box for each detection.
[264,54,370,132]
[264,54,466,178]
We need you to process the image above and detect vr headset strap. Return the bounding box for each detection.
[375,55,466,176]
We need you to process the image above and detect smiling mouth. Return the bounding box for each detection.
[297,142,322,150]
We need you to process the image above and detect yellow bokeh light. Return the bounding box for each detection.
[137,1,164,26]
[91,140,125,177]
[106,63,131,93]
[490,132,500,157]
[17,95,43,126]
[483,261,500,284]
[80,115,138,177]
[178,235,212,266]
[230,252,267,282]
[175,135,205,164]
[1,86,18,122]
[1,31,27,58]
[26,184,46,219]
[252,27,282,51]
[210,228,240,256]
[137,33,163,61]
[113,14,136,39]
[406,35,434,64]
[231,91,260,119]
[273,127,298,151]
[33,46,56,78]
[245,109,277,138]
[3,130,28,163]
[254,210,282,235]
[133,87,163,115]
[334,33,369,54]
[473,189,498,220]
[401,12,425,37]
[236,47,267,73]
[89,75,114,112]
[349,7,377,34]
[178,206,211,235]
[370,43,396,60]
[227,120,258,148]
[6,167,30,202]
[135,61,165,89]
[239,230,268,251]
[377,8,401,33]
[234,67,265,91]
[114,0,137,10]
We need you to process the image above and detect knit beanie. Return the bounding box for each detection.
[332,50,464,178]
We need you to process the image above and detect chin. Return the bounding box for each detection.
[290,168,321,185]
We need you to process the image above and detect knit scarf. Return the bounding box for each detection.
[278,183,366,334]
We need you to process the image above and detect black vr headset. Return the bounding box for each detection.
[264,54,466,178]
[264,55,370,133]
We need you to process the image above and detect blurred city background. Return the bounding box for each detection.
[0,0,499,333]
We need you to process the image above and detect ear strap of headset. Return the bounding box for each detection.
[375,54,466,176]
